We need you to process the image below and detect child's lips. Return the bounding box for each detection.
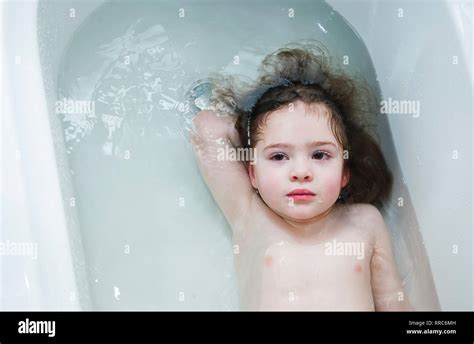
[287,194,316,201]
[287,189,316,201]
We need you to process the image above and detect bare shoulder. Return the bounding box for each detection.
[338,203,384,224]
[349,203,383,219]
[338,203,388,241]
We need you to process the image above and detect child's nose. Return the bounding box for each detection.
[290,168,313,182]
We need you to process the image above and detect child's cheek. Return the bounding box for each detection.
[256,163,282,195]
[263,172,282,194]
[324,175,343,197]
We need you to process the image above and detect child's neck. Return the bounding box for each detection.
[281,203,340,240]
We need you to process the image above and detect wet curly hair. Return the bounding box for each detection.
[208,41,392,209]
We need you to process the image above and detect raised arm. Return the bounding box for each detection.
[368,205,414,311]
[189,110,254,227]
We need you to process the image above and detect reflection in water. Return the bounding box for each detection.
[60,20,193,158]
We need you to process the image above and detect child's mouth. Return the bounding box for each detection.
[287,189,316,201]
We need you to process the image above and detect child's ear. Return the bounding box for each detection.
[341,167,350,188]
[248,163,258,189]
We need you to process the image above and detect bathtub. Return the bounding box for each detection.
[1,0,471,310]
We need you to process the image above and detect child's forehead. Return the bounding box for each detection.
[263,102,332,129]
[260,108,337,145]
[277,100,329,113]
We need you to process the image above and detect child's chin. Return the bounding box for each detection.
[285,209,321,220]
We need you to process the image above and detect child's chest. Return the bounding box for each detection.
[235,223,376,307]
[256,234,375,309]
[260,236,373,283]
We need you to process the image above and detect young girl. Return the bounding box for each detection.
[189,42,413,311]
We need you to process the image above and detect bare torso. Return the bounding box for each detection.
[231,194,377,311]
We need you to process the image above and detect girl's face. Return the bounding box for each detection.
[249,100,349,222]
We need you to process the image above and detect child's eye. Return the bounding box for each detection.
[312,151,331,160]
[270,153,288,161]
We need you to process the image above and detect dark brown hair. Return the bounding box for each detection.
[208,41,392,209]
